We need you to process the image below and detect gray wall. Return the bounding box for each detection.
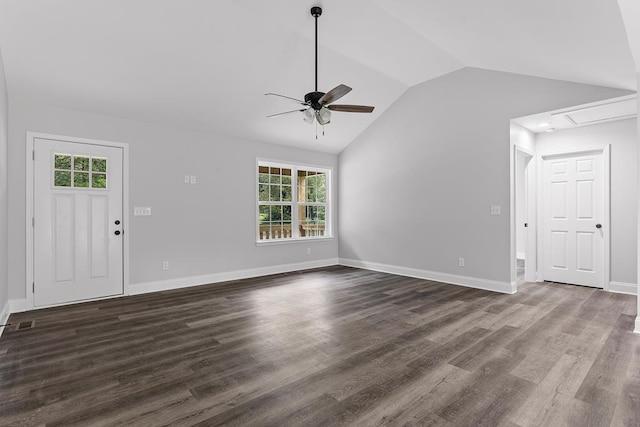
[0,47,8,312]
[536,118,638,284]
[338,67,631,284]
[8,101,338,300]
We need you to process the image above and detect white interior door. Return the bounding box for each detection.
[34,138,124,306]
[542,151,605,287]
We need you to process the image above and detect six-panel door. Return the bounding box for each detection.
[542,152,604,288]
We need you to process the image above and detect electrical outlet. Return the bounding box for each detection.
[458,257,465,267]
[162,261,169,271]
[307,247,311,255]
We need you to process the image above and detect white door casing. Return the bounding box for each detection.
[517,151,536,283]
[33,137,124,307]
[511,145,537,288]
[541,148,608,288]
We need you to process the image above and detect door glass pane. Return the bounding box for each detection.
[92,173,107,188]
[92,158,107,172]
[55,154,72,170]
[74,156,90,171]
[74,172,90,187]
[54,171,72,187]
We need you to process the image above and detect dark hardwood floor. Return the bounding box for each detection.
[1,266,639,426]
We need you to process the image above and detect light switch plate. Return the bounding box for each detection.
[190,175,197,184]
[134,207,152,216]
[490,205,501,216]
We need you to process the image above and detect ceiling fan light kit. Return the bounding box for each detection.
[265,6,375,138]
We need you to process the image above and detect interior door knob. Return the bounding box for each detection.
[595,224,602,229]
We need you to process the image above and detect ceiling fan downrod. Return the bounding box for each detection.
[264,5,375,131]
[311,6,322,92]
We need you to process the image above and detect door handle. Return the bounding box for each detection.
[114,230,121,235]
[595,224,602,229]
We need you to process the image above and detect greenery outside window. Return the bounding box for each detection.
[257,161,330,242]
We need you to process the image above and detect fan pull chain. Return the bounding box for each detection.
[315,122,318,140]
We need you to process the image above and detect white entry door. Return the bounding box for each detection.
[541,151,605,287]
[34,138,124,306]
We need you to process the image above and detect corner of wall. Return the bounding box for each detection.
[0,40,10,321]
[339,258,516,294]
[0,299,9,337]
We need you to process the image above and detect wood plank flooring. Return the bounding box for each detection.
[1,266,639,426]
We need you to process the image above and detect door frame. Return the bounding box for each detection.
[510,145,537,287]
[25,132,130,310]
[516,147,536,283]
[536,145,610,289]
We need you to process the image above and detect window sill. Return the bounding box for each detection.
[256,236,334,246]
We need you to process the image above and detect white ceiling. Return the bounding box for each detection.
[512,95,637,134]
[0,0,636,153]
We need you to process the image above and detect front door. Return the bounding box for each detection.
[541,151,605,288]
[34,138,124,306]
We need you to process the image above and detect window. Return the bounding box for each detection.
[54,153,107,189]
[257,161,330,242]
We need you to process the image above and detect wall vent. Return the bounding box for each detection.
[16,320,35,330]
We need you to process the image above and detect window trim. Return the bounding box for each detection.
[256,159,333,244]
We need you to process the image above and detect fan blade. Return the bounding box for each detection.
[265,93,307,105]
[327,104,375,113]
[319,84,352,105]
[267,108,308,118]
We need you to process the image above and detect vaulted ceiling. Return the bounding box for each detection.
[0,0,636,153]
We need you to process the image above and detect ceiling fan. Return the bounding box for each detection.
[265,6,375,132]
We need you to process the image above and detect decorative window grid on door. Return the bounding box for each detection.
[53,154,108,189]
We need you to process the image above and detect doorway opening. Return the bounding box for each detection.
[510,95,636,291]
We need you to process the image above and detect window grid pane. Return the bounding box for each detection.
[258,163,328,241]
[297,168,327,238]
[257,165,298,240]
[54,153,108,189]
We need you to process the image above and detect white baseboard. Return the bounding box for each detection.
[608,281,637,295]
[0,300,10,337]
[129,258,340,295]
[9,298,29,314]
[635,317,640,334]
[339,258,516,294]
